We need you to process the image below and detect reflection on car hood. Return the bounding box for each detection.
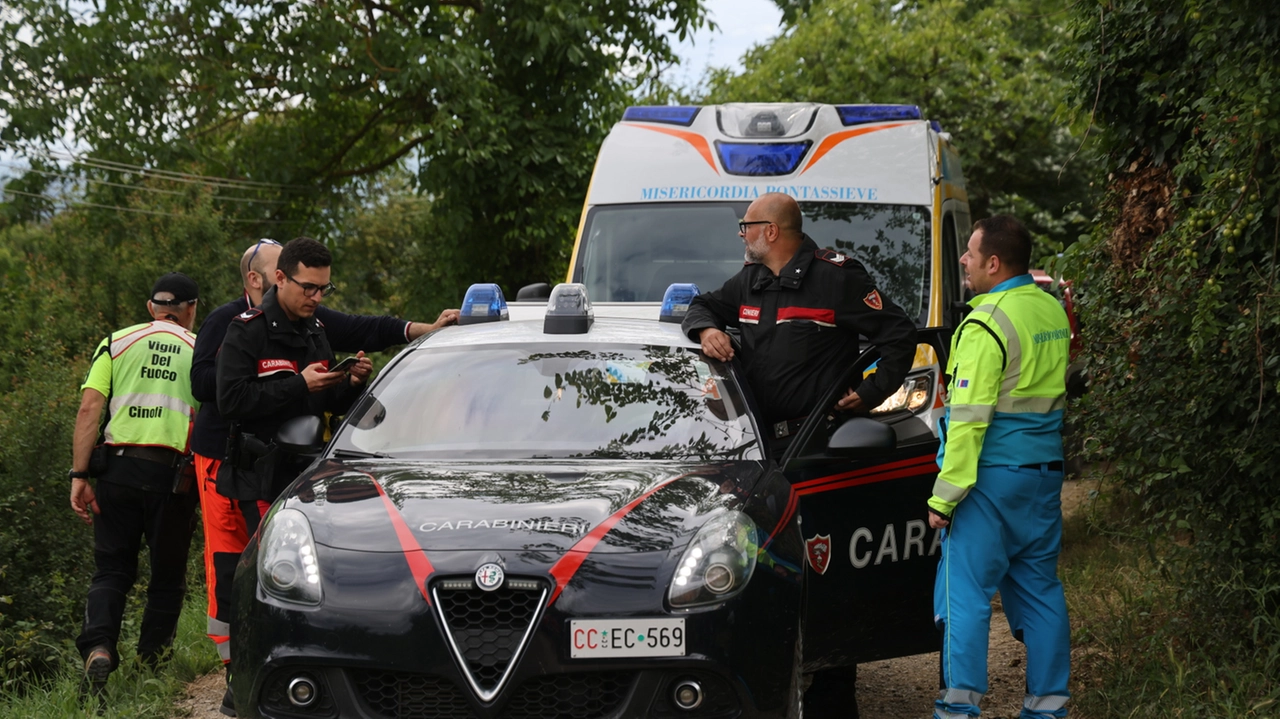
[285,459,762,554]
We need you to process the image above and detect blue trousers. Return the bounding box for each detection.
[933,464,1070,719]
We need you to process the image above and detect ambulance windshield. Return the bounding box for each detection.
[576,202,931,325]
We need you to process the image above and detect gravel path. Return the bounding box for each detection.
[174,480,1099,718]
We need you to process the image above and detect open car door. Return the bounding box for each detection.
[783,329,951,668]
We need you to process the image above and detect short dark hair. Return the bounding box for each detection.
[277,237,331,277]
[973,215,1031,274]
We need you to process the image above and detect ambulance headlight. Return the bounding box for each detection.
[459,283,509,325]
[258,508,322,606]
[659,283,700,324]
[544,283,594,334]
[668,511,759,608]
[871,371,935,415]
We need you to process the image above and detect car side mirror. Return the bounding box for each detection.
[826,417,896,457]
[517,282,552,301]
[276,415,326,454]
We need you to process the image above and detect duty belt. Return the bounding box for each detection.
[112,445,183,468]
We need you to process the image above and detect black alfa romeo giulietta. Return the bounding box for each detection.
[229,288,949,719]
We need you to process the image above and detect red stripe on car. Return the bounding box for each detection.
[362,472,435,606]
[546,474,690,606]
[793,455,938,496]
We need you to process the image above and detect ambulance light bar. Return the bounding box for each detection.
[834,104,922,126]
[459,283,509,325]
[622,106,701,126]
[544,283,594,335]
[715,141,813,177]
[659,283,700,324]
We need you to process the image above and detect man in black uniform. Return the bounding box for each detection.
[681,192,918,719]
[190,238,456,715]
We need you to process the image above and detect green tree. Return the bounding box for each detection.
[702,0,1097,259]
[1,0,711,296]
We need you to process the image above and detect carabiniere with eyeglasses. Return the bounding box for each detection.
[284,274,337,298]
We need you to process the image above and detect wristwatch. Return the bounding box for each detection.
[69,470,90,481]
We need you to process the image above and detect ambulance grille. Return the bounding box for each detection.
[431,577,548,702]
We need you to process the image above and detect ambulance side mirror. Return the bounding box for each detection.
[826,417,896,457]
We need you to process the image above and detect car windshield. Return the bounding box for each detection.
[577,201,931,323]
[332,344,762,460]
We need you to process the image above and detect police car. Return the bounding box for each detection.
[229,283,949,719]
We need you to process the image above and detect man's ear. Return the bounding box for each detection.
[274,268,286,286]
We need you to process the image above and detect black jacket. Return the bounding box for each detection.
[682,235,918,425]
[191,295,410,458]
[215,287,363,459]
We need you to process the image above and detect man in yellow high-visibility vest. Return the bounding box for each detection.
[68,272,201,704]
[928,216,1072,719]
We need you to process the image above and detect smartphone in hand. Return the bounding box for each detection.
[329,356,360,374]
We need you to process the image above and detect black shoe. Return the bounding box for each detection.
[80,646,112,713]
[220,685,237,717]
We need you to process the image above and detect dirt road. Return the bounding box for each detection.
[175,480,1098,719]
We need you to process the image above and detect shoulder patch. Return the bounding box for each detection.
[863,290,883,310]
[233,308,264,323]
[815,249,849,266]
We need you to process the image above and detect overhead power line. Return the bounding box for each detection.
[0,162,287,206]
[1,187,298,225]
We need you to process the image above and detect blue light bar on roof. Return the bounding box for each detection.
[660,283,700,324]
[715,141,812,177]
[930,120,944,133]
[834,104,922,126]
[622,106,702,126]
[459,283,509,325]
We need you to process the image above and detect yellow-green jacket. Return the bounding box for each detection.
[929,275,1070,516]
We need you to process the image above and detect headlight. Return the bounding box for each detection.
[258,507,323,605]
[668,511,759,608]
[871,370,935,415]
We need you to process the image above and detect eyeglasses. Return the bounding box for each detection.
[247,238,282,272]
[284,273,337,298]
[738,219,773,234]
[151,298,196,307]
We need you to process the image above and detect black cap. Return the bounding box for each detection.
[151,272,199,303]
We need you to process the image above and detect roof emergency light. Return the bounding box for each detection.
[459,283,509,325]
[622,106,701,126]
[659,283,700,324]
[715,141,812,177]
[543,283,594,334]
[834,104,922,126]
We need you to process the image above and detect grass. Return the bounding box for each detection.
[1061,468,1280,718]
[0,565,222,719]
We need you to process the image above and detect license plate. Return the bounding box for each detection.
[569,618,686,658]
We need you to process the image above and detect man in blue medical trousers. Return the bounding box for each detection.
[927,215,1072,719]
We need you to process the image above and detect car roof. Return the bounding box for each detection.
[420,309,700,350]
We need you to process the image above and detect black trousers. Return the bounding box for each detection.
[75,456,199,668]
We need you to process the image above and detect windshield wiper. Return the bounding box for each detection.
[331,448,393,460]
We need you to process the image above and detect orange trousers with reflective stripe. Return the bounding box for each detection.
[194,454,271,665]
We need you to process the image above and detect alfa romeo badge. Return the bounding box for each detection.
[475,563,505,592]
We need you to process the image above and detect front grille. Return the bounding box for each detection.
[259,669,338,718]
[353,671,475,719]
[432,577,547,699]
[352,670,637,719]
[503,672,635,719]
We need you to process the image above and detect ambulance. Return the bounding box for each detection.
[549,102,972,425]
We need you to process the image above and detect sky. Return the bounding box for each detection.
[668,0,784,91]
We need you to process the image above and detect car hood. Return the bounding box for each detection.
[283,459,763,555]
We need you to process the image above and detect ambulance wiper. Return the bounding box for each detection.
[331,448,393,459]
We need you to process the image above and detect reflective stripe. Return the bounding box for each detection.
[207,616,230,637]
[995,395,1067,414]
[973,303,1022,393]
[109,322,194,357]
[216,639,231,662]
[949,404,995,423]
[1025,694,1070,712]
[931,478,970,503]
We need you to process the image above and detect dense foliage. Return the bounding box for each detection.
[1064,0,1280,703]
[707,0,1097,262]
[1,0,709,302]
